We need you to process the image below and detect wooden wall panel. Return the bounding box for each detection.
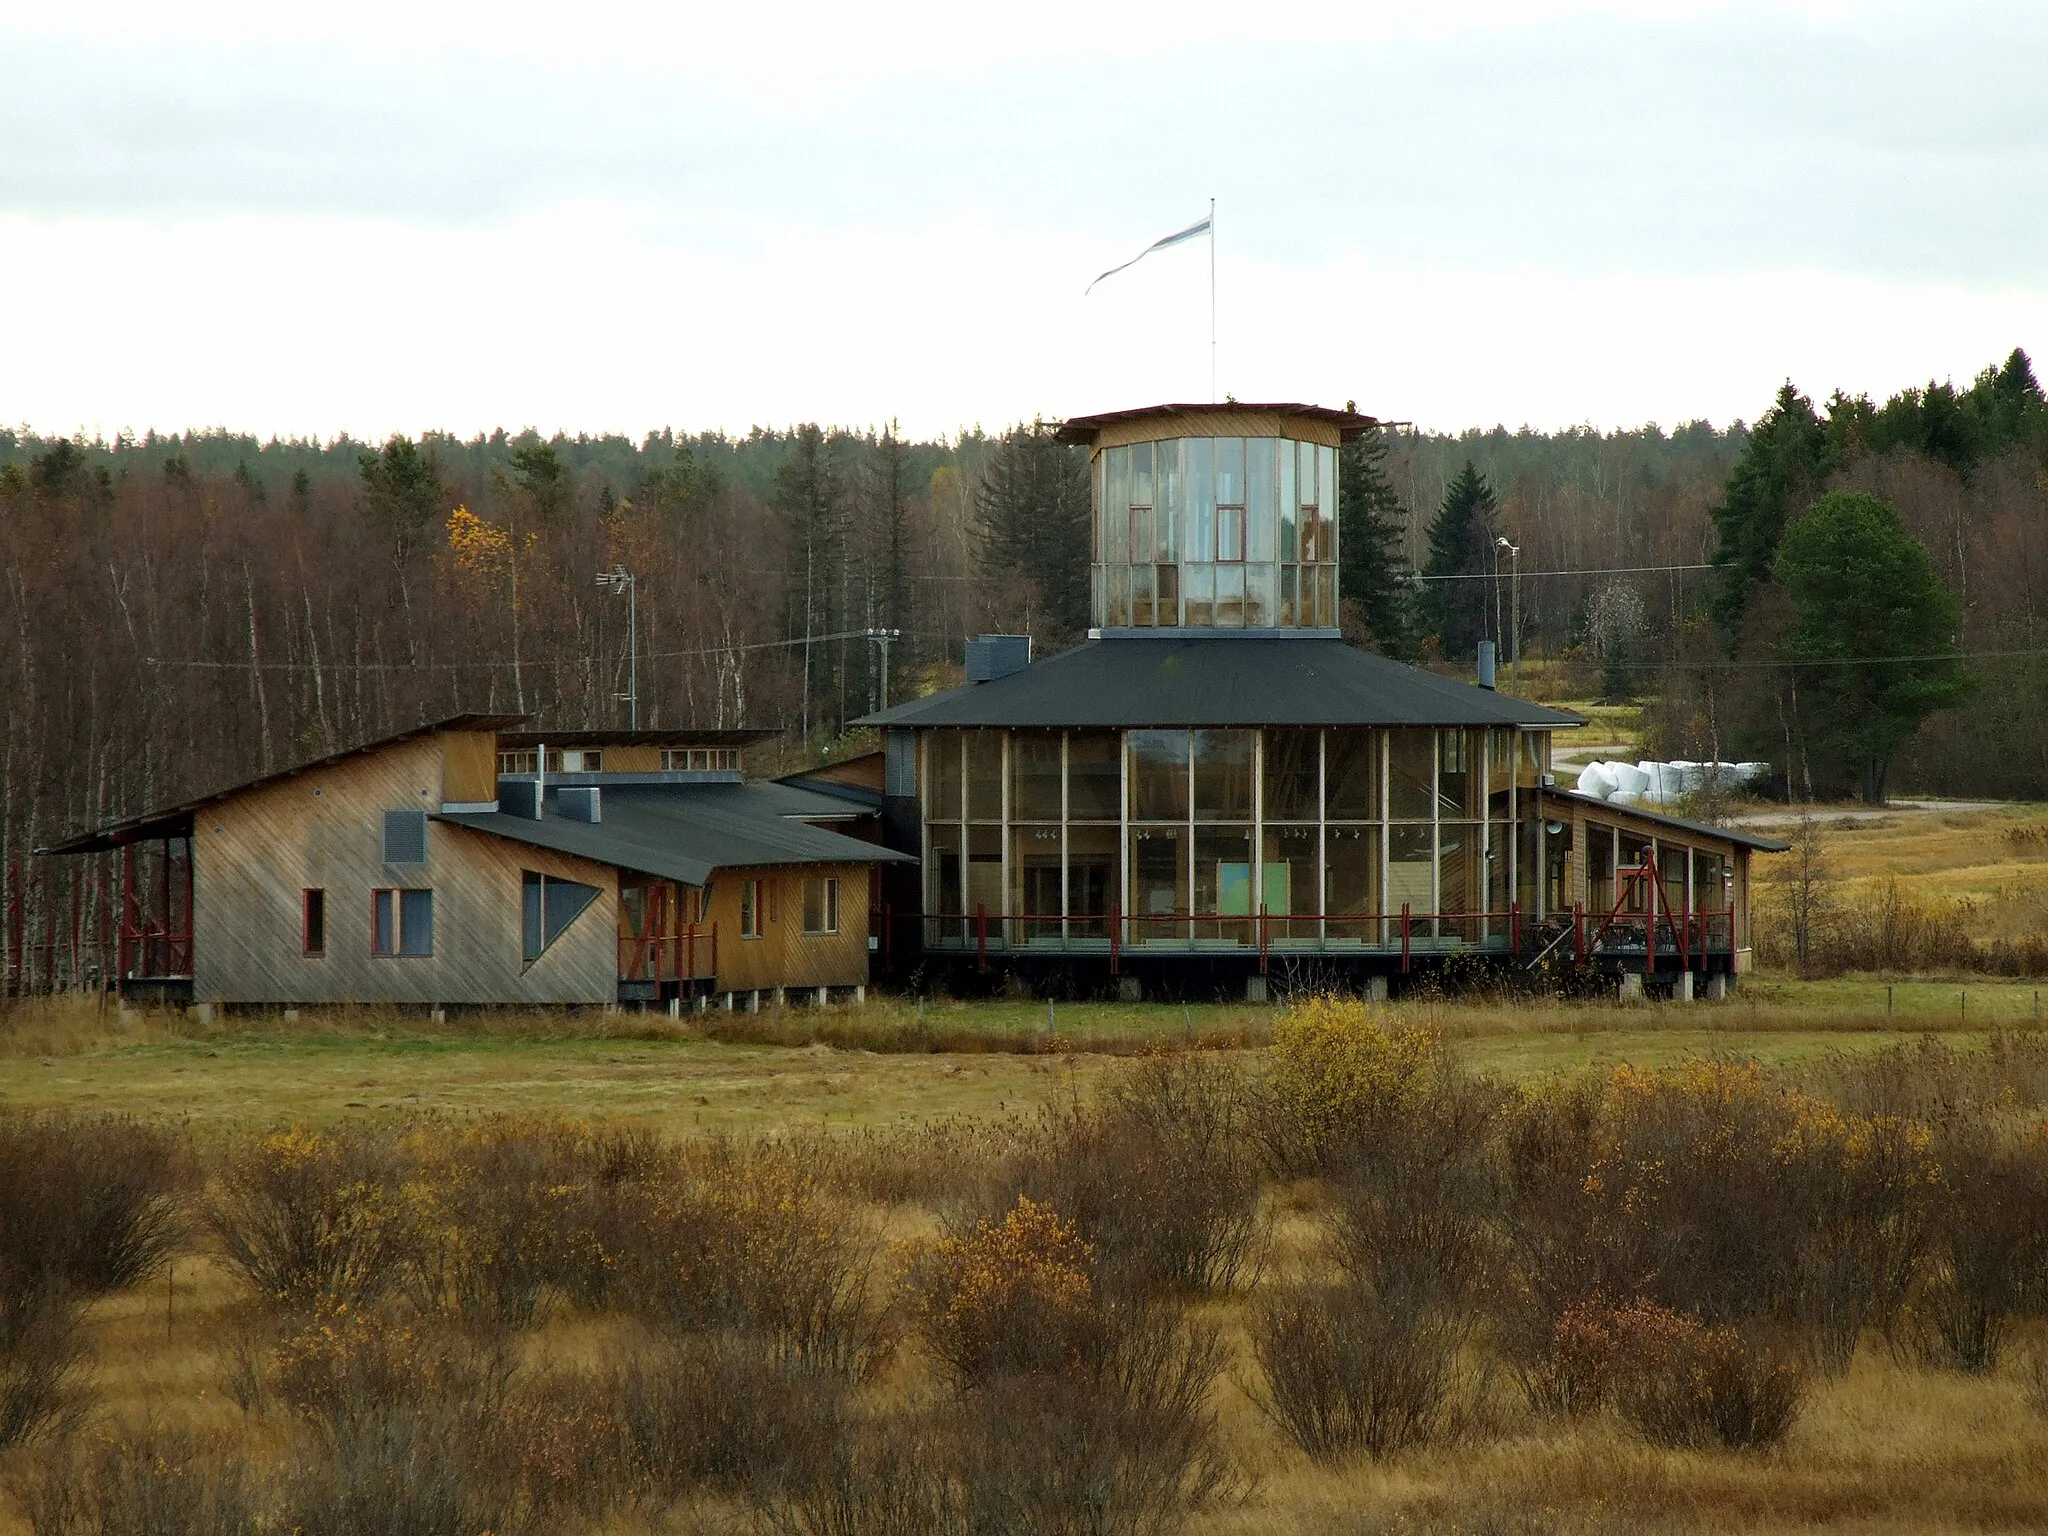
[605,746,664,772]
[703,862,872,993]
[442,732,500,804]
[194,735,616,1006]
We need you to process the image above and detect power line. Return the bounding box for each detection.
[1412,562,1727,582]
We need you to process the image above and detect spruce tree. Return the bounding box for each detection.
[1419,461,1497,665]
[1708,384,1836,632]
[1337,422,1416,658]
[775,425,846,741]
[975,421,1091,643]
[357,434,445,556]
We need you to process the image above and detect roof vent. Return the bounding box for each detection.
[965,634,1032,683]
[1476,640,1497,691]
[500,779,542,819]
[558,786,602,824]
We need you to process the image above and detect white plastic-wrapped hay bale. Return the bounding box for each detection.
[1609,762,1652,798]
[1576,762,1618,801]
[1735,762,1772,785]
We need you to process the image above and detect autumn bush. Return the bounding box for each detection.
[1596,1300,1805,1450]
[1256,994,1450,1177]
[207,1126,406,1312]
[20,1424,259,1536]
[1894,1124,2048,1372]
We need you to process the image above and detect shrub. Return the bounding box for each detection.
[1601,1300,1804,1450]
[208,1127,406,1311]
[275,1398,516,1536]
[270,1300,512,1437]
[21,1424,259,1536]
[913,1194,1097,1385]
[1249,1275,1466,1459]
[1258,995,1447,1176]
[0,1294,84,1448]
[1895,1127,2048,1373]
[607,1140,885,1376]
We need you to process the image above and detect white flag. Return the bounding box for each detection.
[1085,215,1213,294]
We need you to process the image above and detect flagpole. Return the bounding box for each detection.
[1209,197,1217,402]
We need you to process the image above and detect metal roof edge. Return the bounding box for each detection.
[1559,790,1792,852]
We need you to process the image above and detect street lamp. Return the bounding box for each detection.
[595,564,638,729]
[1494,537,1520,694]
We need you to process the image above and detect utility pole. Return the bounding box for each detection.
[871,628,902,712]
[596,564,638,728]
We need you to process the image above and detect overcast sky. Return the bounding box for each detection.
[3,0,2044,441]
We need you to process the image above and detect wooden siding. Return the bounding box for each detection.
[604,745,664,772]
[789,754,885,793]
[1559,796,1758,953]
[1090,412,1342,451]
[443,731,499,804]
[193,734,616,1005]
[705,862,872,993]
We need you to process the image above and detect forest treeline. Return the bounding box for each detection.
[1,352,2043,984]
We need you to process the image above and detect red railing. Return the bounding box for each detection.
[617,923,718,982]
[119,920,193,980]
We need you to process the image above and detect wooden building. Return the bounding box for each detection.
[39,716,908,1010]
[858,401,1785,998]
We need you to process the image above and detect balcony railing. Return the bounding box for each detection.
[119,920,193,980]
[617,924,719,983]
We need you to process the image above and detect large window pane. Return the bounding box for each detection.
[1186,438,1215,561]
[928,823,963,917]
[1326,825,1381,942]
[1489,822,1512,916]
[1195,824,1255,944]
[1297,440,1318,511]
[1389,824,1433,919]
[1246,439,1276,562]
[1263,728,1319,821]
[1324,729,1380,819]
[1278,446,1297,560]
[1589,822,1615,915]
[1218,505,1244,563]
[968,824,1003,918]
[1067,732,1122,821]
[1183,563,1214,626]
[1244,563,1274,627]
[1127,561,1154,627]
[929,732,961,820]
[1157,441,1182,557]
[1389,728,1435,820]
[1439,728,1483,818]
[1129,505,1152,567]
[1216,437,1243,507]
[1214,561,1245,626]
[1103,446,1129,562]
[965,730,1003,821]
[1262,825,1317,938]
[1192,729,1254,821]
[1129,824,1187,940]
[1010,825,1062,938]
[1132,440,1154,509]
[1067,824,1118,938]
[1279,564,1297,626]
[1319,445,1338,522]
[1439,823,1481,939]
[1155,562,1179,626]
[1128,730,1190,821]
[1011,732,1062,820]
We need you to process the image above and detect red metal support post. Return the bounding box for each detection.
[1400,903,1412,974]
[1258,904,1269,976]
[1644,852,1658,975]
[1109,900,1121,976]
[975,903,987,972]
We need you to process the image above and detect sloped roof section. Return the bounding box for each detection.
[39,712,532,855]
[857,637,1579,730]
[1055,402,1378,445]
[1561,791,1791,853]
[437,782,910,888]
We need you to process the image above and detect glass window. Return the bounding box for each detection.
[1263,728,1319,820]
[1319,445,1339,528]
[1128,730,1190,821]
[1589,822,1615,914]
[1067,825,1118,937]
[1103,446,1130,557]
[1489,822,1513,915]
[1195,825,1256,932]
[1694,848,1728,914]
[802,877,840,935]
[1214,562,1245,626]
[1316,565,1337,628]
[1439,729,1485,818]
[1216,436,1243,504]
[1244,563,1275,628]
[1132,440,1154,509]
[1128,505,1152,568]
[1127,562,1154,627]
[373,888,433,956]
[1011,732,1062,820]
[965,730,1003,821]
[1278,446,1297,560]
[967,824,1003,915]
[1262,824,1318,933]
[928,823,963,916]
[1389,729,1435,820]
[523,871,596,961]
[1067,732,1122,820]
[1439,824,1481,923]
[1182,563,1214,626]
[1218,504,1244,562]
[1297,439,1318,514]
[741,878,767,938]
[1186,438,1214,561]
[1010,826,1061,930]
[1279,564,1297,626]
[1130,824,1187,921]
[1324,729,1380,819]
[302,889,325,957]
[929,732,961,820]
[1192,729,1254,821]
[1388,826,1433,916]
[1156,441,1181,557]
[1326,825,1382,940]
[1246,439,1276,562]
[1106,564,1130,628]
[1155,562,1179,626]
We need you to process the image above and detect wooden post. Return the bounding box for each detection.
[1644,853,1657,975]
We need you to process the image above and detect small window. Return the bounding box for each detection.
[522,870,601,962]
[741,878,767,939]
[382,809,428,865]
[302,889,326,957]
[498,749,537,774]
[663,747,741,772]
[371,888,433,956]
[563,749,603,772]
[802,877,839,936]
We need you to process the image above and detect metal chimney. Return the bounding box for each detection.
[1476,640,1497,690]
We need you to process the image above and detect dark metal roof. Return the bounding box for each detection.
[1561,791,1791,853]
[1055,402,1379,446]
[857,637,1580,730]
[38,712,533,856]
[436,782,911,887]
[497,727,772,749]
